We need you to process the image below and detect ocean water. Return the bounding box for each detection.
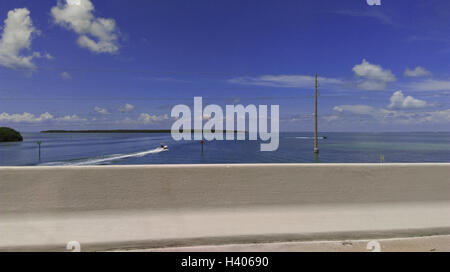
[0,132,449,166]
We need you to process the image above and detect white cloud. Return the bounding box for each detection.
[381,108,450,124]
[420,109,450,123]
[352,59,396,90]
[138,113,169,124]
[322,115,339,122]
[387,90,431,109]
[229,74,344,89]
[60,71,72,79]
[55,114,86,122]
[333,105,377,115]
[409,79,450,91]
[353,59,396,81]
[0,112,53,123]
[51,0,120,54]
[94,106,110,115]
[332,102,449,125]
[0,8,43,69]
[0,112,88,123]
[118,103,134,113]
[404,66,431,77]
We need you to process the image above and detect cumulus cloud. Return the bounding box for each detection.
[0,112,87,123]
[54,114,86,122]
[60,71,72,79]
[138,113,169,124]
[0,112,53,123]
[229,74,344,89]
[94,106,110,115]
[387,90,431,109]
[51,0,120,54]
[404,66,431,77]
[0,8,43,69]
[118,103,134,113]
[352,59,396,90]
[333,96,448,125]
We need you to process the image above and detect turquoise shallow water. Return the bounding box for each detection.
[0,132,449,166]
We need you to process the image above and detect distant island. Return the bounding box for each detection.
[41,129,242,133]
[0,127,23,142]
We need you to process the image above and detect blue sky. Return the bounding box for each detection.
[0,0,449,131]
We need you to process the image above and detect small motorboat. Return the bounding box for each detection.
[160,144,168,150]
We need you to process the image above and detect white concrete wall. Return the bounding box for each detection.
[1,163,450,213]
[0,163,449,251]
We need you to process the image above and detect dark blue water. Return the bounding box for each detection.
[0,132,449,166]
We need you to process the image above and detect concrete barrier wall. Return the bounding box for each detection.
[1,163,449,214]
[1,163,450,251]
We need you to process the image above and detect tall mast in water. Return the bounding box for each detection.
[314,73,319,154]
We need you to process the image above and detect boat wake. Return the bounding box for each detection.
[292,136,327,140]
[41,147,168,166]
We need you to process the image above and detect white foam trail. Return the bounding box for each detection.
[293,137,326,140]
[43,147,167,166]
